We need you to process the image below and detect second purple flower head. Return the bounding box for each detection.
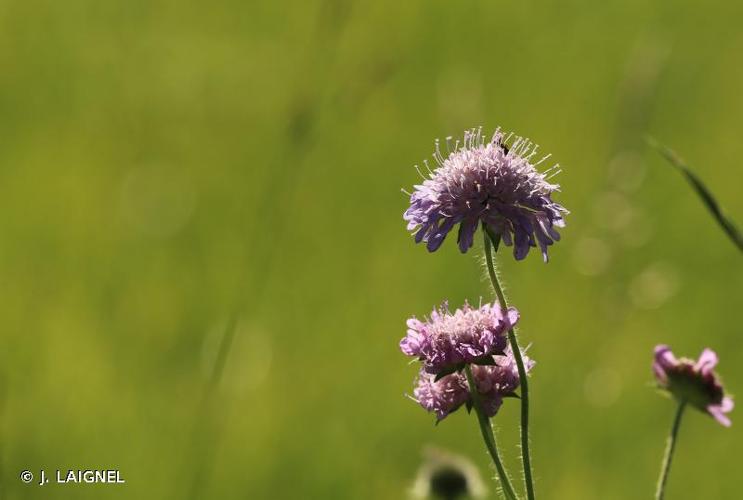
[400,300,519,375]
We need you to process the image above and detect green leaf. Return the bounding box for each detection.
[433,363,464,382]
[647,137,743,252]
[485,226,501,252]
[502,391,521,399]
[472,355,497,366]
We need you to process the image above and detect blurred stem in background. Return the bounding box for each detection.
[646,138,743,253]
[483,230,536,500]
[655,401,686,500]
[464,365,519,500]
[185,314,239,500]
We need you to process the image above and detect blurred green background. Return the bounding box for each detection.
[1,0,741,498]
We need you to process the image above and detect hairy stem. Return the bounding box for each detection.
[484,231,535,500]
[464,365,520,500]
[655,402,686,500]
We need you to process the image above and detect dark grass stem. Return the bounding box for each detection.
[483,230,535,500]
[655,402,686,500]
[646,137,743,252]
[464,365,520,500]
[185,315,239,500]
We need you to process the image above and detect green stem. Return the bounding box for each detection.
[655,402,686,500]
[464,365,520,500]
[484,231,535,500]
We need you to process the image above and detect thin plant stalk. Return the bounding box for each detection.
[655,401,686,500]
[464,365,520,500]
[483,230,535,500]
[186,315,239,500]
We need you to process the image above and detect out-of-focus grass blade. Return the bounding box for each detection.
[647,137,743,252]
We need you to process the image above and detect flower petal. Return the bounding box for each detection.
[457,217,480,253]
[654,345,678,370]
[695,348,719,375]
[707,403,732,427]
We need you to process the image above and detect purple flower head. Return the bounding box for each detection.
[471,346,535,417]
[413,370,470,422]
[404,127,568,261]
[400,300,519,375]
[411,347,535,422]
[653,345,734,427]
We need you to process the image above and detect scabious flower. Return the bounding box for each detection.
[653,345,734,427]
[413,370,470,422]
[411,348,534,422]
[471,346,535,417]
[404,127,568,261]
[400,301,519,375]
